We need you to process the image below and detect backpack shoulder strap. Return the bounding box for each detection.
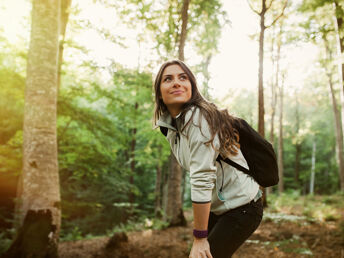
[159,126,168,137]
[216,155,250,174]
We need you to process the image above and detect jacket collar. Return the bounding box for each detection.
[156,106,195,131]
[156,111,180,131]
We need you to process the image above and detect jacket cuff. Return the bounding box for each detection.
[192,200,211,204]
[191,188,213,203]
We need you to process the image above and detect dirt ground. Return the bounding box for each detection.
[59,211,344,258]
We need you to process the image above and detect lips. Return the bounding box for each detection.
[171,90,184,94]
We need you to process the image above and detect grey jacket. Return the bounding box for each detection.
[157,107,259,215]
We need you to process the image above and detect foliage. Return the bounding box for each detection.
[55,61,171,235]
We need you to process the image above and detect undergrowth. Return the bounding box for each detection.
[266,191,343,223]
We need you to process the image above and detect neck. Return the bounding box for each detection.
[167,105,182,118]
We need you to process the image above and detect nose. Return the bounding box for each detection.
[173,79,181,87]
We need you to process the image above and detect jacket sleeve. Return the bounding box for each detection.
[186,109,218,203]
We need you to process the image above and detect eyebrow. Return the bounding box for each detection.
[162,72,187,77]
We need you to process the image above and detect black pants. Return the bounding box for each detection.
[207,198,263,258]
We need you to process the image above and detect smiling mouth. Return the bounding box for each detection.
[171,91,184,94]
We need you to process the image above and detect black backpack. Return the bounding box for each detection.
[159,117,279,187]
[217,118,279,187]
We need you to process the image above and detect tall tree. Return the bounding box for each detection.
[278,73,285,193]
[294,92,302,186]
[333,1,344,142]
[248,0,287,205]
[309,140,316,195]
[269,29,278,146]
[5,0,61,257]
[178,0,190,61]
[323,36,344,191]
[247,0,288,137]
[154,145,163,216]
[165,0,190,227]
[129,102,138,204]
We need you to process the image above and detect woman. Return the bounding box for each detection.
[154,60,263,258]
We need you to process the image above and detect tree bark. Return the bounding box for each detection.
[202,55,212,100]
[294,93,301,186]
[7,0,61,257]
[333,1,344,154]
[165,153,187,226]
[129,102,138,204]
[309,141,316,195]
[327,71,344,191]
[278,74,284,194]
[256,0,268,207]
[269,36,276,146]
[57,0,72,89]
[178,0,190,61]
[154,145,162,217]
[258,0,267,137]
[270,29,281,143]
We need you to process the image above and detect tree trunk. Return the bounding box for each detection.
[165,153,187,226]
[258,0,267,137]
[278,74,284,194]
[155,145,162,217]
[295,144,301,185]
[129,102,138,204]
[164,0,190,227]
[309,141,316,195]
[270,30,281,144]
[324,36,344,191]
[248,0,286,205]
[269,65,276,146]
[333,1,344,146]
[57,0,72,89]
[268,24,281,195]
[202,55,212,100]
[178,0,190,61]
[327,71,344,191]
[162,163,169,215]
[294,93,301,186]
[6,0,61,257]
[258,0,267,206]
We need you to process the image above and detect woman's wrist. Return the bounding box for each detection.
[193,229,208,239]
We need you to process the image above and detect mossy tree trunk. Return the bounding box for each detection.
[5,0,61,257]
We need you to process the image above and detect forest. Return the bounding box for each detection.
[0,0,343,257]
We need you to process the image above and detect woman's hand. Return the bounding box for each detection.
[189,238,213,258]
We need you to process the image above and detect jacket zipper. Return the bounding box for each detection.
[174,119,181,164]
[175,131,181,164]
[218,160,224,193]
[175,132,179,144]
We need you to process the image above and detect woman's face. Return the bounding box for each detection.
[160,64,192,117]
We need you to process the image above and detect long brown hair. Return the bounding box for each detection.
[153,59,240,156]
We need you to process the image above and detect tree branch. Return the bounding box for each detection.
[266,0,275,11]
[247,0,260,15]
[266,0,288,28]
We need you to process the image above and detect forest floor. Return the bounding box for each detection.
[59,196,344,258]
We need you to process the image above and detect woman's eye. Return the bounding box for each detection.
[164,77,171,82]
[180,75,187,80]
